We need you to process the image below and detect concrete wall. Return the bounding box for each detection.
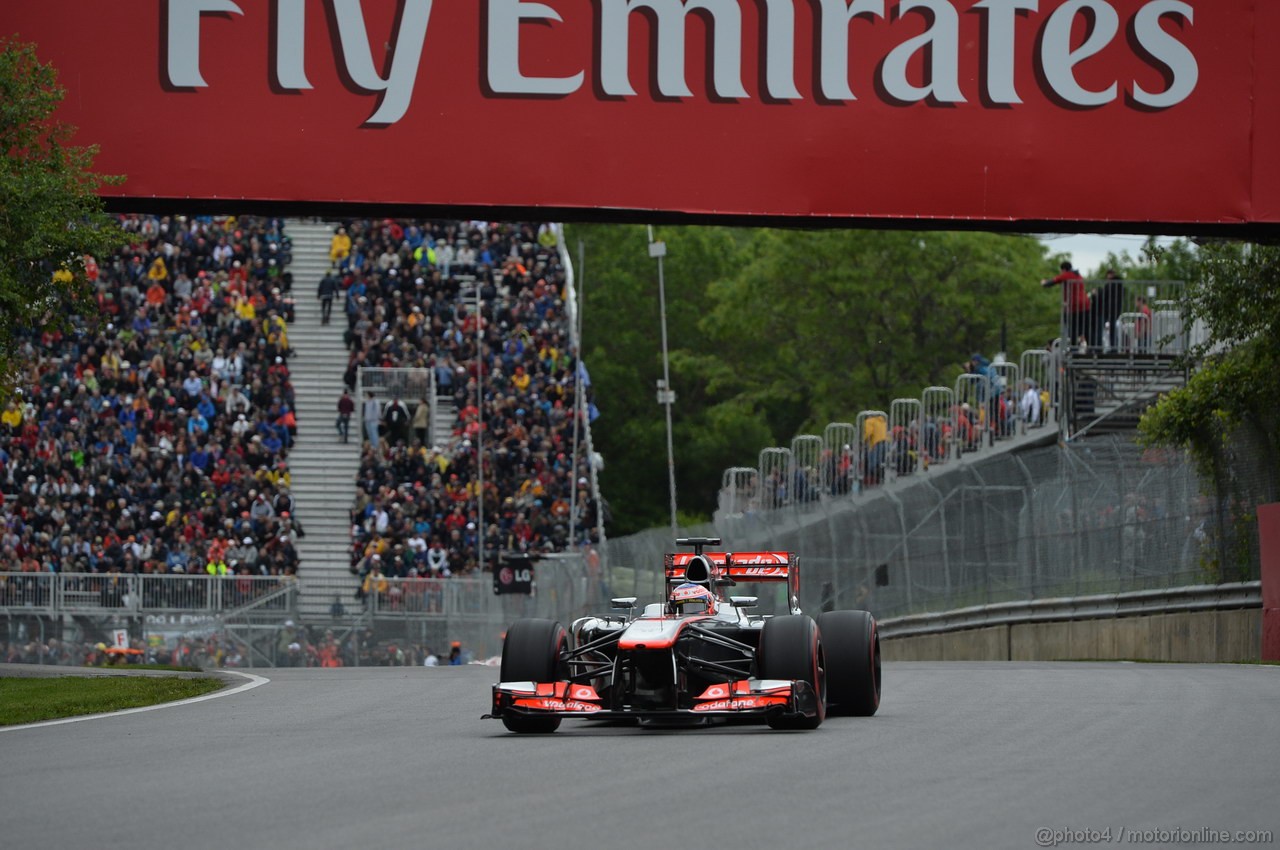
[882,609,1262,662]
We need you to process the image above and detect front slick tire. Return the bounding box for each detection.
[758,615,825,730]
[500,618,568,733]
[817,610,881,717]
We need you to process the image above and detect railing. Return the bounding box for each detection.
[0,573,297,618]
[1055,279,1190,356]
[716,350,1055,519]
[355,366,437,446]
[878,582,1261,639]
[355,576,495,619]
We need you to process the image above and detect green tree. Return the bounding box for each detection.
[570,225,1053,533]
[0,37,124,394]
[694,230,1052,437]
[1096,236,1201,281]
[1139,242,1280,579]
[568,224,759,534]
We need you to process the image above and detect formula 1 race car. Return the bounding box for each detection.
[485,537,880,732]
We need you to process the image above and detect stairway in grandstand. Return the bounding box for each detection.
[283,219,361,617]
[1063,352,1188,439]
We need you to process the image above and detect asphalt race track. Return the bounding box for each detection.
[2,662,1278,850]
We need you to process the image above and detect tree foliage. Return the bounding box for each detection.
[1094,236,1202,282]
[694,230,1054,435]
[1139,243,1280,515]
[568,224,1051,533]
[0,37,124,394]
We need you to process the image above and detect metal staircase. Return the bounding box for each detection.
[282,219,361,617]
[1063,352,1189,439]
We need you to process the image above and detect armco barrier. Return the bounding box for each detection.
[879,582,1262,662]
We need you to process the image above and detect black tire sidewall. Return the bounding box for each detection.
[499,618,568,733]
[759,615,825,727]
[817,610,880,716]
[501,618,567,683]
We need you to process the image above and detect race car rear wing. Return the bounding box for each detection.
[665,552,800,603]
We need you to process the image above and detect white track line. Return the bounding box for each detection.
[0,670,270,732]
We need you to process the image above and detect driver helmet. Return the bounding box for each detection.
[670,582,717,616]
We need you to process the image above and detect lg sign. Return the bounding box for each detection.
[9,0,1279,225]
[168,0,1198,125]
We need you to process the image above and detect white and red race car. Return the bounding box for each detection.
[486,537,880,732]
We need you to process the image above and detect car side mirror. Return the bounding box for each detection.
[729,596,758,608]
[610,597,637,609]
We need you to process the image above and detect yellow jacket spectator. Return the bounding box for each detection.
[863,414,887,448]
[362,565,389,597]
[235,295,256,321]
[147,257,169,282]
[100,350,121,376]
[1,401,21,430]
[330,227,351,262]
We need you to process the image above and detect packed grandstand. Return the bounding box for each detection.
[335,219,603,583]
[0,216,602,586]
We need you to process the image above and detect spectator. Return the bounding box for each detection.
[336,389,354,443]
[1092,268,1126,351]
[317,268,338,325]
[1042,261,1090,349]
[362,391,381,449]
[329,226,351,265]
[1020,379,1042,425]
[383,395,410,445]
[411,397,430,445]
[1134,295,1153,351]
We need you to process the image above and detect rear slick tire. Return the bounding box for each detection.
[817,610,881,716]
[500,618,568,733]
[758,615,825,730]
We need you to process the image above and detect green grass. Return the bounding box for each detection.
[0,676,224,726]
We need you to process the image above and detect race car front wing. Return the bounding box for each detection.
[484,678,821,723]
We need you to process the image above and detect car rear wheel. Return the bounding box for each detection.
[500,618,568,733]
[758,615,825,730]
[817,610,881,716]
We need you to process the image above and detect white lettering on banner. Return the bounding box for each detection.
[165,0,244,88]
[761,0,801,100]
[599,0,749,98]
[1040,0,1119,106]
[973,0,1039,105]
[488,0,584,94]
[1131,0,1198,108]
[330,0,435,125]
[274,0,312,90]
[880,0,964,103]
[162,0,1201,125]
[818,0,885,101]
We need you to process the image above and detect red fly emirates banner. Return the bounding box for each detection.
[9,0,1280,227]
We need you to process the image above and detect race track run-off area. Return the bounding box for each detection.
[2,662,1277,850]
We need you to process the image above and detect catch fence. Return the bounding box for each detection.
[605,435,1231,621]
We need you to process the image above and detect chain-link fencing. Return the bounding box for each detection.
[602,434,1252,621]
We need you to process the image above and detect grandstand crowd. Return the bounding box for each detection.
[0,211,605,664]
[0,215,302,578]
[328,219,602,587]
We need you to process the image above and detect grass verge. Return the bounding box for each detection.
[0,676,224,726]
